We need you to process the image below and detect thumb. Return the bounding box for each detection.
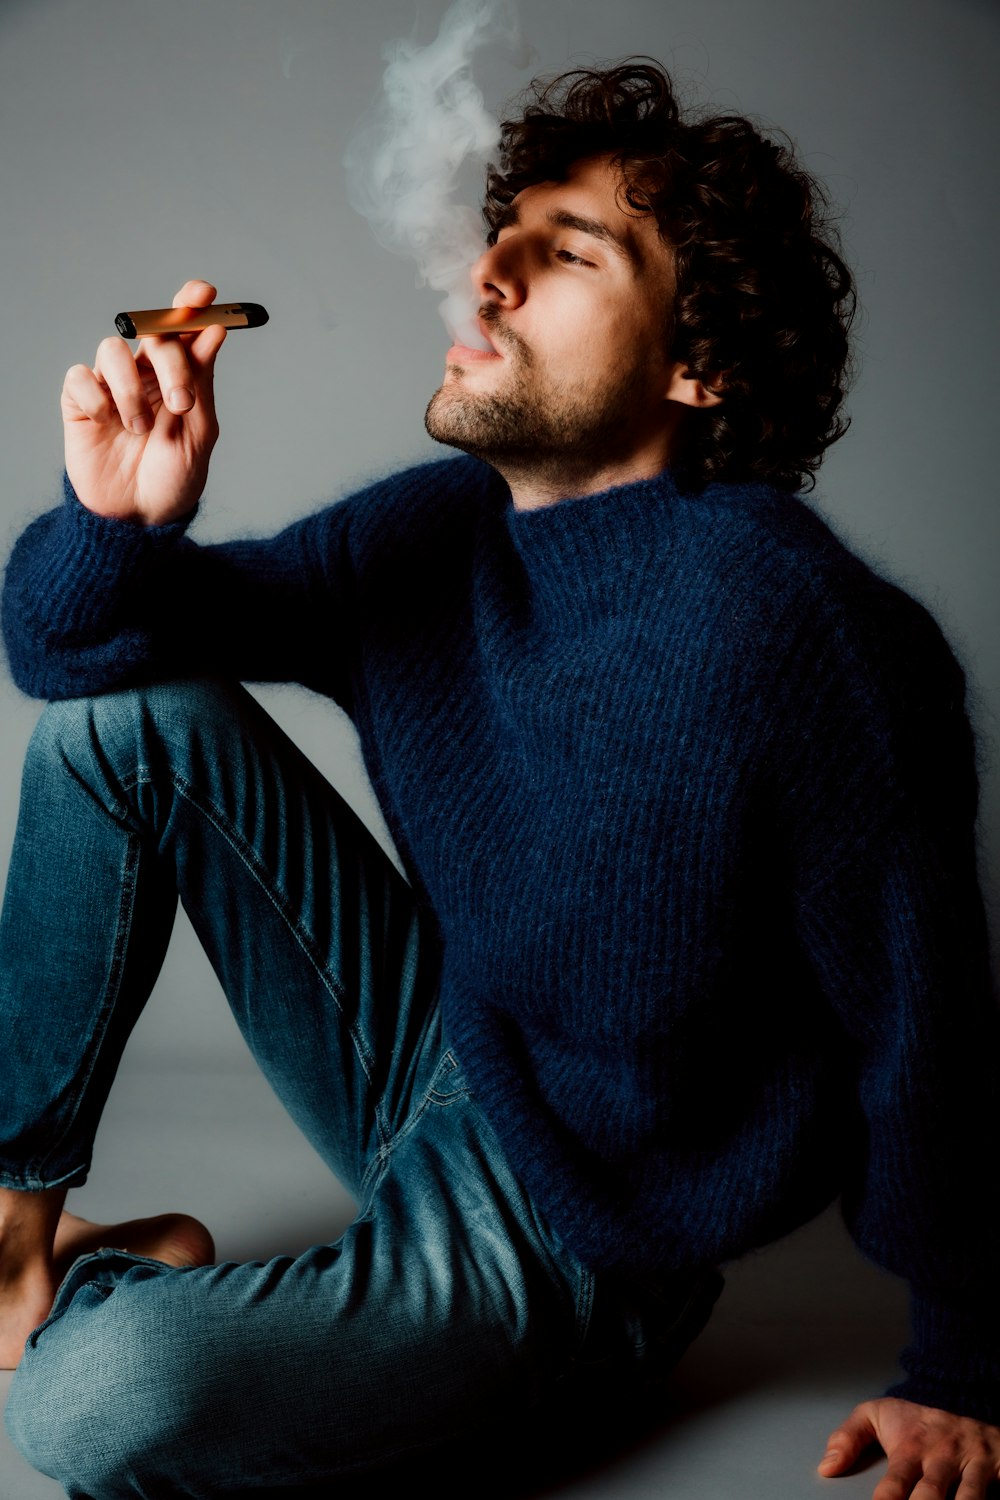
[818,1404,877,1476]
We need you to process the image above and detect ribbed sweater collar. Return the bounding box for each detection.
[493,466,774,622]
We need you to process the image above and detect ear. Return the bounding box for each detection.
[664,363,725,409]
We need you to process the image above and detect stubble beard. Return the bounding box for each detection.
[424,351,652,487]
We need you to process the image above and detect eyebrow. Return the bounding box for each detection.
[492,201,638,268]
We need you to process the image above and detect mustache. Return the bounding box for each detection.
[478,304,532,362]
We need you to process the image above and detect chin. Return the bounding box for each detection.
[424,385,493,455]
[424,386,459,446]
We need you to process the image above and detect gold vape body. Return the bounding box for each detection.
[115,303,269,338]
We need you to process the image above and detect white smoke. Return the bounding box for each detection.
[344,0,525,352]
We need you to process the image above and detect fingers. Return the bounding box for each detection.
[820,1401,1000,1500]
[165,278,228,375]
[63,339,154,434]
[172,278,217,309]
[134,335,200,413]
[869,1458,935,1494]
[62,362,116,427]
[187,320,228,370]
[955,1460,999,1499]
[137,320,227,410]
[820,1405,878,1475]
[62,333,209,435]
[873,1459,990,1500]
[61,280,227,437]
[98,334,194,430]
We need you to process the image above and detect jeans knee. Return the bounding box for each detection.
[26,690,101,764]
[25,690,155,830]
[5,1266,205,1497]
[27,686,146,783]
[25,679,241,816]
[32,679,225,756]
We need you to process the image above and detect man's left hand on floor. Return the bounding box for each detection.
[819,1397,1000,1498]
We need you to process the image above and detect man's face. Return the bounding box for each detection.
[424,153,692,497]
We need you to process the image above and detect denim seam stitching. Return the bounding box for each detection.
[48,740,147,827]
[164,769,378,1088]
[358,1053,471,1192]
[574,1265,595,1353]
[11,743,151,1180]
[28,824,143,1184]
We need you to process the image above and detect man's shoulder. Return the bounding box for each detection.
[688,477,876,587]
[680,480,964,704]
[326,454,502,608]
[704,482,943,630]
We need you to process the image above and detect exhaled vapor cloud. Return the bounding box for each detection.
[344,0,524,352]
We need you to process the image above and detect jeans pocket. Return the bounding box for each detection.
[424,1048,470,1106]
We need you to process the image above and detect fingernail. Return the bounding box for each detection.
[168,387,194,412]
[131,414,153,435]
[819,1450,840,1468]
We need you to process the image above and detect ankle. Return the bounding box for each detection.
[0,1227,55,1284]
[0,1187,67,1276]
[0,1258,57,1298]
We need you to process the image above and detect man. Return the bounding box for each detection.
[1,59,998,1499]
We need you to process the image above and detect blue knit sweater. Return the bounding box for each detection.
[3,456,999,1422]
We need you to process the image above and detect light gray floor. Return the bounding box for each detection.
[0,924,907,1500]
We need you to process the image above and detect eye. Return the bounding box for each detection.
[555,248,593,267]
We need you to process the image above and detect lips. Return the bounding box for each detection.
[446,341,502,365]
[443,313,511,367]
[477,317,502,355]
[479,312,530,365]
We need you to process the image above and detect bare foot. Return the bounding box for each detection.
[1,1211,214,1370]
[52,1210,215,1278]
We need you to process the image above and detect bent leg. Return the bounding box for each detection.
[1,685,724,1495]
[6,1055,724,1499]
[0,680,442,1199]
[5,1061,586,1499]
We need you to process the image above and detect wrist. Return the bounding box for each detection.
[64,471,198,531]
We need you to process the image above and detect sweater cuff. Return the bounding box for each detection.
[49,472,196,635]
[62,469,198,539]
[885,1289,1000,1427]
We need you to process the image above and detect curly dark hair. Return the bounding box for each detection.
[484,60,857,493]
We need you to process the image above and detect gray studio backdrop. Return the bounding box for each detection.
[1,0,998,1079]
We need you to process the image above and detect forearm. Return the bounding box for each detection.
[2,474,355,705]
[2,476,194,698]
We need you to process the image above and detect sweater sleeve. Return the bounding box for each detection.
[2,472,358,708]
[780,572,1000,1424]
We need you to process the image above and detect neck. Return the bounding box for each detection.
[496,430,681,512]
[500,458,661,512]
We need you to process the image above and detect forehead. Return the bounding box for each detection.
[510,153,671,276]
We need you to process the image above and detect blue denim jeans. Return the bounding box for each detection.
[0,681,722,1499]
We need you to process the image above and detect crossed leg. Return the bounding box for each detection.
[0,682,584,1497]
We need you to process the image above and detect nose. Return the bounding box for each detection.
[470,237,526,310]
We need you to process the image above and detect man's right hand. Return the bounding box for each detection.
[61,279,227,526]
